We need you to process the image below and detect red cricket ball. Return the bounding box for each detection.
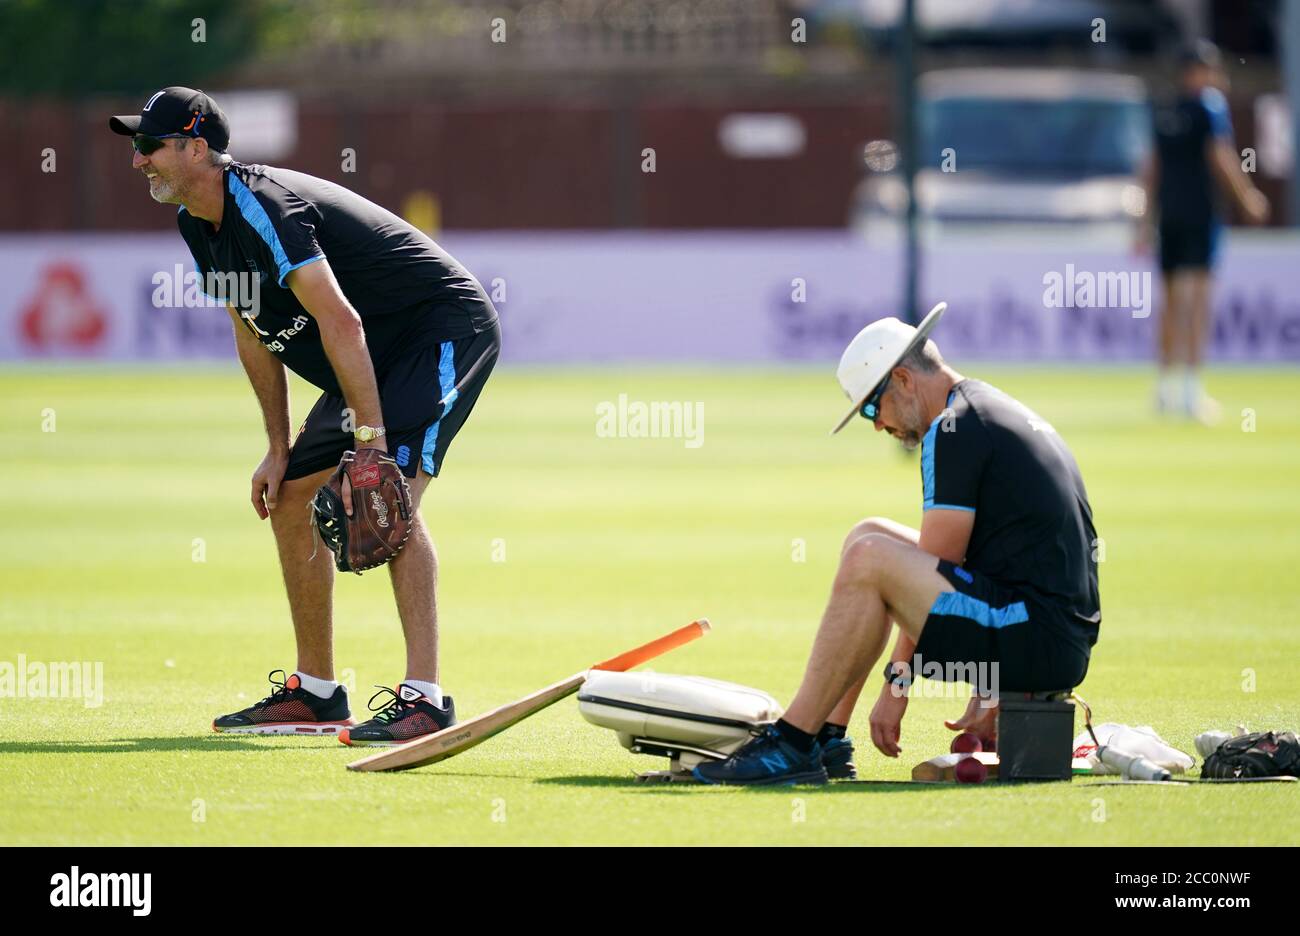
[954,756,988,784]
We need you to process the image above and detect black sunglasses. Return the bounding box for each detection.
[859,373,892,421]
[132,133,184,155]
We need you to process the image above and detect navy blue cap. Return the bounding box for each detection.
[109,86,230,152]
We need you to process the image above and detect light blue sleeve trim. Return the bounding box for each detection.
[280,254,326,284]
[228,172,323,286]
[921,418,939,507]
[924,503,976,513]
[1201,87,1232,139]
[921,387,966,509]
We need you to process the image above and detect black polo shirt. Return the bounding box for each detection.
[921,379,1101,643]
[1153,87,1233,229]
[178,161,496,396]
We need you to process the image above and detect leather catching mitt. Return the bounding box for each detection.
[311,449,413,574]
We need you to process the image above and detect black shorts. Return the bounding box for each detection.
[913,560,1091,694]
[1158,221,1221,272]
[284,322,500,482]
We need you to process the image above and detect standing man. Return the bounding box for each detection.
[110,87,500,745]
[694,303,1101,785]
[1145,40,1269,423]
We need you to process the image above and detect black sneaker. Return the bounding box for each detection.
[213,670,352,735]
[822,735,858,780]
[339,684,457,746]
[693,724,828,786]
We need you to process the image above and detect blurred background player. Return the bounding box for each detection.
[1145,39,1271,423]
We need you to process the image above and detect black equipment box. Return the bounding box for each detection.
[997,693,1075,782]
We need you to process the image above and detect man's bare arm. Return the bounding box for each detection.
[228,305,292,519]
[1136,153,1158,252]
[1139,152,1158,219]
[286,259,385,448]
[228,305,291,453]
[1208,138,1270,224]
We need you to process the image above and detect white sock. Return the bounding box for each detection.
[402,680,444,707]
[293,671,340,699]
[1182,369,1201,411]
[1155,371,1173,411]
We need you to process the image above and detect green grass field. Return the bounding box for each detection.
[2,363,1298,845]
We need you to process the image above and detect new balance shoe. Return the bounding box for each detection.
[339,683,457,746]
[693,724,828,786]
[213,670,352,735]
[822,735,858,780]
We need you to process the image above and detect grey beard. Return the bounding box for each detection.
[149,178,182,205]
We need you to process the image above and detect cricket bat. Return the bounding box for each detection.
[346,618,711,772]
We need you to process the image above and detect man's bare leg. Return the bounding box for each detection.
[1177,268,1219,420]
[825,518,920,727]
[1185,269,1212,367]
[389,470,439,683]
[782,534,951,733]
[1158,271,1190,413]
[268,467,336,680]
[1158,271,1180,370]
[826,678,871,731]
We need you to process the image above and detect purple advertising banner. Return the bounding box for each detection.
[2,231,1297,363]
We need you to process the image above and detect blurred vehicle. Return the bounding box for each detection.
[853,68,1152,240]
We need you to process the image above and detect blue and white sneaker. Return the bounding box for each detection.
[693,724,829,786]
[822,735,858,780]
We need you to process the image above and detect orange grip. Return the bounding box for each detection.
[591,619,710,673]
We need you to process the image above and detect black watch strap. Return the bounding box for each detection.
[884,661,913,688]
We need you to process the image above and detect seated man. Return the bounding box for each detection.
[696,303,1101,785]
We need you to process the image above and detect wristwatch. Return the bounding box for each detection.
[354,425,386,444]
[883,661,913,689]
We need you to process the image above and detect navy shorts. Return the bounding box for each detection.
[284,322,499,482]
[1158,221,1220,272]
[913,560,1091,694]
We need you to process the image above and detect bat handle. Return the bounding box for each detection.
[591,618,710,673]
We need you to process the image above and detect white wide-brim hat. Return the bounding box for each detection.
[830,301,948,434]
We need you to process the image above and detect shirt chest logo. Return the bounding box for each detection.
[240,309,270,337]
[264,314,311,353]
[245,258,269,286]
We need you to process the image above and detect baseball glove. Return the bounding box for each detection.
[310,449,413,574]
